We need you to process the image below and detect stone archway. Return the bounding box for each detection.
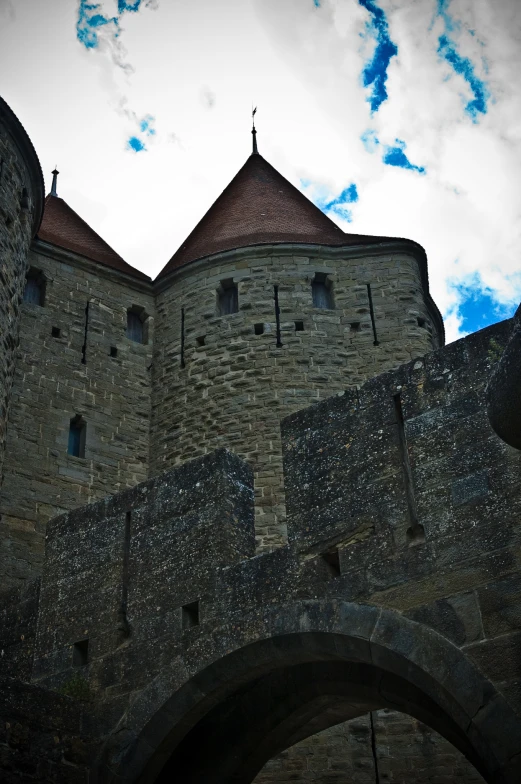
[93,601,521,784]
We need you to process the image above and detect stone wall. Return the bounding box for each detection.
[16,319,521,783]
[0,98,43,489]
[254,711,484,783]
[0,243,155,588]
[151,245,440,552]
[0,679,91,783]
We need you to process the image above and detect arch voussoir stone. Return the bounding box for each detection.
[94,600,521,784]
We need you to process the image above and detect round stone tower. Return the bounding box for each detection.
[0,96,44,482]
[151,146,443,551]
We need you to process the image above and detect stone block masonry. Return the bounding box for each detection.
[1,318,515,784]
[0,243,155,588]
[0,98,44,490]
[151,245,440,553]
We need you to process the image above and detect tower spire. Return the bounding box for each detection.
[50,167,59,197]
[251,106,258,155]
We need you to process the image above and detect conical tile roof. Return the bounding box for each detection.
[38,194,150,281]
[158,153,393,278]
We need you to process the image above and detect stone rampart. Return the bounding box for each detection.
[7,318,518,784]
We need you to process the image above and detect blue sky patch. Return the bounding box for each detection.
[77,0,147,51]
[358,0,398,114]
[382,139,425,174]
[139,115,156,135]
[434,0,489,121]
[361,128,380,153]
[76,1,118,49]
[448,273,517,334]
[127,136,146,152]
[302,181,359,223]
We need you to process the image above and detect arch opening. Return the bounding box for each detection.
[95,605,521,784]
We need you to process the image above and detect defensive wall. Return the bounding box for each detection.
[0,97,44,484]
[1,315,520,783]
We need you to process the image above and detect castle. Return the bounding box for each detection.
[1,94,520,783]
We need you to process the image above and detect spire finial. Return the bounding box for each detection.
[251,106,258,155]
[51,167,59,197]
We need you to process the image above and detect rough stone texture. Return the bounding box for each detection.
[0,242,155,587]
[254,711,485,783]
[0,99,43,487]
[486,303,521,449]
[0,679,91,783]
[0,322,516,782]
[151,246,440,552]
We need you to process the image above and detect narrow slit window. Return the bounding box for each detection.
[73,639,89,667]
[23,270,45,306]
[217,279,238,315]
[312,273,334,310]
[254,323,264,335]
[68,415,86,458]
[182,601,200,629]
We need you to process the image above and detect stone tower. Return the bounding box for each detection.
[151,144,444,551]
[0,97,44,484]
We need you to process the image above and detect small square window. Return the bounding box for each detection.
[417,317,427,328]
[295,321,304,332]
[321,549,341,580]
[350,322,361,333]
[73,639,89,667]
[254,323,264,335]
[182,601,200,630]
[109,346,118,358]
[51,326,61,338]
[196,335,206,347]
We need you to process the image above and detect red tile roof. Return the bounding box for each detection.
[37,195,150,281]
[157,153,396,279]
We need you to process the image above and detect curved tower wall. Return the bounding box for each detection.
[151,243,441,550]
[0,99,44,485]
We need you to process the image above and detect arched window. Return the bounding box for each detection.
[68,415,86,458]
[23,269,45,306]
[126,306,148,344]
[217,279,238,315]
[312,273,334,310]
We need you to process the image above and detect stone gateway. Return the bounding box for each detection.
[1,96,520,783]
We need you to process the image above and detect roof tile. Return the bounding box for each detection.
[38,195,150,281]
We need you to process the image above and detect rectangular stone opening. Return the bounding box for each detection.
[73,639,89,667]
[417,316,426,328]
[51,326,61,338]
[350,322,361,333]
[254,323,264,335]
[321,549,341,579]
[109,346,118,358]
[182,601,200,630]
[196,335,206,347]
[295,321,304,332]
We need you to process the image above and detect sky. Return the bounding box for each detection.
[1,0,520,341]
